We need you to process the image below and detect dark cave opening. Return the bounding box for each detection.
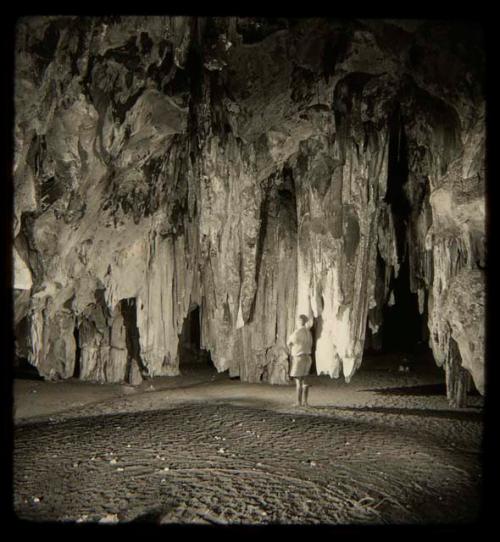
[384,113,420,354]
[365,111,434,369]
[73,324,81,378]
[380,257,429,357]
[178,305,213,369]
[14,357,43,380]
[14,316,42,380]
[119,298,147,378]
[385,108,410,255]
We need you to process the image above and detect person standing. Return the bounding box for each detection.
[287,314,313,407]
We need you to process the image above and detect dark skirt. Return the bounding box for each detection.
[290,355,312,377]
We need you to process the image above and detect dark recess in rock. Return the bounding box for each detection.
[73,324,81,378]
[385,109,410,254]
[382,256,425,354]
[30,22,60,73]
[120,298,147,378]
[321,27,351,78]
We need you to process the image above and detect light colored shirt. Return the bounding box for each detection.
[287,326,313,356]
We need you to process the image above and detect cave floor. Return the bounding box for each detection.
[13,354,483,525]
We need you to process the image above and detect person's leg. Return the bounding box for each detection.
[301,356,312,406]
[302,378,310,406]
[294,377,302,406]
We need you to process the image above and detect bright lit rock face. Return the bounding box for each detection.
[13,17,485,404]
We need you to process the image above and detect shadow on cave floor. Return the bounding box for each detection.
[316,404,483,422]
[364,383,447,396]
[189,396,482,421]
[362,382,479,397]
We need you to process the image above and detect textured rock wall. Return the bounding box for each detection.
[13,17,485,404]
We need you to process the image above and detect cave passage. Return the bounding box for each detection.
[368,112,433,364]
[178,305,213,369]
[119,298,147,378]
[14,357,43,380]
[381,257,427,355]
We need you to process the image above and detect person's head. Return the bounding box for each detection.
[298,314,308,327]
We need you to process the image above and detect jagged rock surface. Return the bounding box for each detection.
[13,17,485,403]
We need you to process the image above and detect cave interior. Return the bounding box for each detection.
[11,16,485,408]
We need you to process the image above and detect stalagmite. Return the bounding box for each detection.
[13,17,485,405]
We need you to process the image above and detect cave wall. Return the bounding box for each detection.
[13,17,485,401]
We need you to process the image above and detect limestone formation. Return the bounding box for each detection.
[13,17,485,405]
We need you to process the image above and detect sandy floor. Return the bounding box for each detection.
[13,353,484,525]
